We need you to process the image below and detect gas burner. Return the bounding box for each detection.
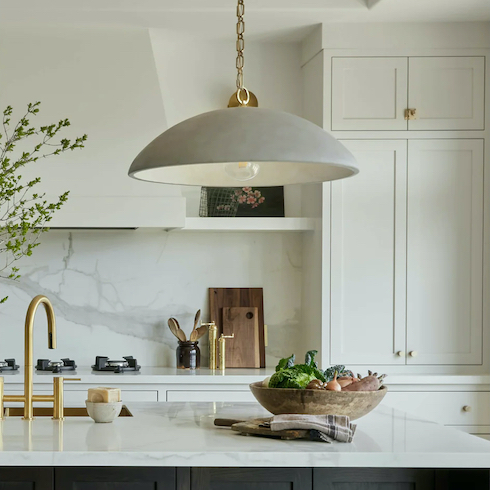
[92,356,141,373]
[36,358,77,373]
[0,358,19,372]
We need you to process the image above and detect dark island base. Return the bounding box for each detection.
[1,467,489,489]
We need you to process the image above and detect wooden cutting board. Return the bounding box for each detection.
[222,306,260,368]
[214,418,309,441]
[209,288,265,367]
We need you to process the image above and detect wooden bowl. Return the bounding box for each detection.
[249,382,387,420]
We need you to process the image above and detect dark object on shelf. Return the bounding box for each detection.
[0,358,19,372]
[92,356,141,373]
[176,341,201,370]
[199,187,239,217]
[209,287,265,368]
[36,358,77,373]
[200,186,285,218]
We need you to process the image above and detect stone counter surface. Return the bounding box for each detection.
[0,402,489,468]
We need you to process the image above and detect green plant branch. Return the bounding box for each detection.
[0,102,87,304]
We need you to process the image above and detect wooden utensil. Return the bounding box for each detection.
[168,318,186,342]
[194,325,208,341]
[190,309,201,341]
[209,288,265,367]
[222,306,260,368]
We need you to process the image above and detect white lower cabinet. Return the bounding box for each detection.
[381,391,490,426]
[329,139,484,368]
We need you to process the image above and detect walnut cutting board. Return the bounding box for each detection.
[209,288,265,368]
[222,306,260,368]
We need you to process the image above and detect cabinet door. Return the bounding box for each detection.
[314,468,434,490]
[332,57,408,130]
[191,468,311,490]
[0,468,52,490]
[408,57,485,130]
[55,467,175,489]
[407,140,483,364]
[330,140,407,365]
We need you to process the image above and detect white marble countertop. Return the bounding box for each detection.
[1,368,489,386]
[0,402,489,468]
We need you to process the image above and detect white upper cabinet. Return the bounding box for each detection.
[331,56,485,131]
[332,57,408,131]
[406,140,484,365]
[408,57,485,131]
[330,140,407,365]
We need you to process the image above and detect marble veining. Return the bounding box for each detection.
[0,230,304,367]
[0,402,489,467]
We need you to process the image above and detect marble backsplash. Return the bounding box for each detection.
[0,230,303,368]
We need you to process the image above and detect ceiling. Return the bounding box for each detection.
[0,0,489,41]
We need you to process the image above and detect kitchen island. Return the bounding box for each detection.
[0,402,489,488]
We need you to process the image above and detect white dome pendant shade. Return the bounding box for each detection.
[128,107,358,187]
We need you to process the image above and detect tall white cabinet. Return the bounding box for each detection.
[330,139,484,367]
[302,27,489,374]
[406,139,484,365]
[330,140,407,365]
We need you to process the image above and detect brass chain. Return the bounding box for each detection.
[236,0,245,91]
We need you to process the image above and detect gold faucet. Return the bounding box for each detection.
[0,295,79,421]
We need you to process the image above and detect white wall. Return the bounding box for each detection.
[0,27,306,367]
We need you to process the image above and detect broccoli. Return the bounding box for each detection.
[324,365,354,382]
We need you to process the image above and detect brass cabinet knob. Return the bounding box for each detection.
[463,405,472,412]
[396,351,405,357]
[409,351,418,357]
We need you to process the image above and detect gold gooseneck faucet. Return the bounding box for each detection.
[0,295,79,421]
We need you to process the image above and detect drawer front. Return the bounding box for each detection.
[382,391,490,426]
[166,390,255,402]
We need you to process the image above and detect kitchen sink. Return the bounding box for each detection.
[3,406,133,417]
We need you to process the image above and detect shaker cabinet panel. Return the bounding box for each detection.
[408,57,485,130]
[0,468,53,490]
[406,140,484,365]
[330,140,407,365]
[191,468,312,490]
[331,57,408,130]
[55,467,175,489]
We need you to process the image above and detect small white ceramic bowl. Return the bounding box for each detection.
[85,401,123,423]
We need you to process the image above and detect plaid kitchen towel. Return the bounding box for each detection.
[268,414,356,443]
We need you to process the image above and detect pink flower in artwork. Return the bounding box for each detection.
[252,204,258,208]
[243,187,252,192]
[258,197,265,203]
[254,190,261,198]
[234,189,242,195]
[238,195,247,204]
[247,196,257,205]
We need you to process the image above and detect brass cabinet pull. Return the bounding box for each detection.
[404,108,417,120]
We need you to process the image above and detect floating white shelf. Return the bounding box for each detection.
[167,217,316,232]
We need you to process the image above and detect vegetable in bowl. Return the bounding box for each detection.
[265,351,386,392]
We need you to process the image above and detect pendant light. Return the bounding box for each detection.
[128,1,358,187]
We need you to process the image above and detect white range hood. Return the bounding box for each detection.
[45,196,186,229]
